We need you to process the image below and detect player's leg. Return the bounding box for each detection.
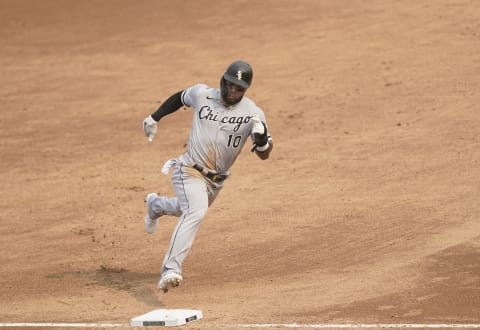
[146,179,222,237]
[149,195,182,217]
[158,164,224,291]
[144,194,182,234]
[160,166,209,278]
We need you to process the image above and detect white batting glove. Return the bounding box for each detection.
[251,115,270,152]
[251,116,265,135]
[143,115,157,142]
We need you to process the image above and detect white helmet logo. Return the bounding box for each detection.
[236,70,243,80]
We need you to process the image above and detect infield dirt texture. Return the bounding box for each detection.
[0,1,479,329]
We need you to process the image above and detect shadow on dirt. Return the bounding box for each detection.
[47,265,163,307]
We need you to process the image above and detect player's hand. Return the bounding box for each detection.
[251,116,265,135]
[143,115,157,142]
[252,116,268,147]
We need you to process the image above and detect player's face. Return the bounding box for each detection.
[224,81,246,104]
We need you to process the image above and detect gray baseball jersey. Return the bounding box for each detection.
[148,83,271,283]
[179,83,268,174]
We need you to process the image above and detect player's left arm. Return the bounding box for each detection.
[251,116,273,160]
[255,139,273,160]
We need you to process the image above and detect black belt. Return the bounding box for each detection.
[193,164,227,183]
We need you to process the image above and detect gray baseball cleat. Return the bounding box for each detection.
[158,273,183,292]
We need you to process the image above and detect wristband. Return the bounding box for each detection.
[256,142,270,152]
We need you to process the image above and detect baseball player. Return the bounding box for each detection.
[142,60,273,292]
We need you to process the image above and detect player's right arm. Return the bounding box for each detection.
[143,91,184,141]
[143,84,207,141]
[151,91,184,121]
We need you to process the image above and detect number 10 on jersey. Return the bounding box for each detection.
[227,135,242,148]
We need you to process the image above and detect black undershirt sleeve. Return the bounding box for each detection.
[151,90,184,121]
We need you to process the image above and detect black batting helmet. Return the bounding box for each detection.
[220,61,253,105]
[223,60,253,88]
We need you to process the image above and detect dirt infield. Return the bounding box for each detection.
[0,0,479,328]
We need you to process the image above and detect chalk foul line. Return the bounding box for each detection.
[237,324,480,329]
[2,322,480,328]
[0,323,127,328]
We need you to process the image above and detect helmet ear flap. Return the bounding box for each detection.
[220,77,227,99]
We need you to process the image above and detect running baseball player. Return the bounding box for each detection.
[142,60,273,292]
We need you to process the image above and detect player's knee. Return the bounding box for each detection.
[193,207,208,220]
[184,207,208,222]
